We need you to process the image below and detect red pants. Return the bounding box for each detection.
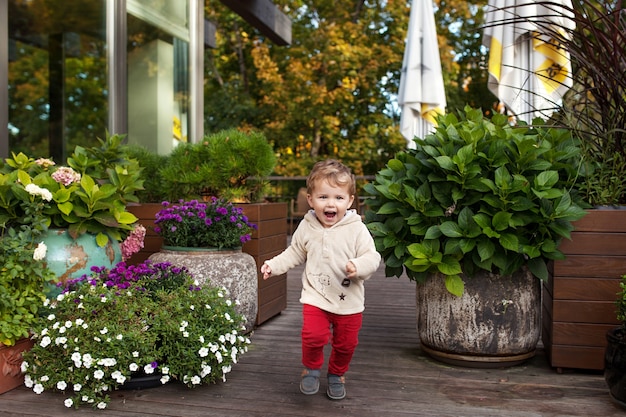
[301,304,363,376]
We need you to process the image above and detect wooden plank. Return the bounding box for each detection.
[571,209,626,232]
[551,321,616,346]
[546,345,607,370]
[219,0,292,46]
[552,300,619,323]
[559,233,626,255]
[251,218,287,239]
[242,234,288,257]
[551,277,621,301]
[553,255,626,278]
[239,202,288,222]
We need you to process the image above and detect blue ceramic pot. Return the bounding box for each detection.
[42,229,121,296]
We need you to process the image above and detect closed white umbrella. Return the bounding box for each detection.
[398,0,446,146]
[482,0,575,123]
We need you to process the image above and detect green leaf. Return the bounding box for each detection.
[57,201,73,216]
[387,159,404,171]
[378,201,402,215]
[527,258,548,281]
[95,232,109,247]
[444,275,464,297]
[439,221,464,238]
[499,233,520,252]
[492,211,512,231]
[477,239,495,261]
[437,257,462,275]
[434,155,455,171]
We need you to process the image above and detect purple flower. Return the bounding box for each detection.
[153,198,256,248]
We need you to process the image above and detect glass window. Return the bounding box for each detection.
[8,0,107,160]
[126,0,190,154]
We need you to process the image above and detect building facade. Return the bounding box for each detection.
[1,0,290,160]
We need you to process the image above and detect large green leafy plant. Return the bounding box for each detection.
[0,183,56,346]
[364,107,587,296]
[0,133,143,247]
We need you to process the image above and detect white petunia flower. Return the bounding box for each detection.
[33,384,44,394]
[64,398,73,408]
[40,336,51,347]
[57,381,67,390]
[93,370,104,380]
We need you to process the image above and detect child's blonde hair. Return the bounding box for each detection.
[306,159,356,195]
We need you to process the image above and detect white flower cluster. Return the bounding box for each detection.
[21,267,252,410]
[25,183,53,201]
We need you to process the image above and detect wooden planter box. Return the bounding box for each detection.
[542,209,626,371]
[0,338,34,394]
[236,202,288,325]
[126,202,288,326]
[126,203,164,265]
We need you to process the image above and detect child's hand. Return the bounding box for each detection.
[346,261,357,280]
[261,263,272,280]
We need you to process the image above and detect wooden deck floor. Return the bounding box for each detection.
[1,263,624,416]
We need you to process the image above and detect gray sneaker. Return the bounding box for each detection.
[326,374,346,400]
[300,368,320,395]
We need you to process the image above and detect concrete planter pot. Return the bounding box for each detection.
[417,267,540,367]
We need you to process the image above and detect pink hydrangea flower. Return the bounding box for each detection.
[51,167,81,186]
[35,158,55,169]
[121,224,147,261]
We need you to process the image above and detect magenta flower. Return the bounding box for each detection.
[154,198,255,249]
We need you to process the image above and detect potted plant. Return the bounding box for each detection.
[605,274,626,409]
[159,128,276,203]
[364,106,586,365]
[127,130,289,325]
[507,1,626,371]
[0,133,145,288]
[148,199,259,330]
[0,182,56,394]
[21,260,251,409]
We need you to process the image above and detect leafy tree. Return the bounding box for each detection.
[205,0,408,176]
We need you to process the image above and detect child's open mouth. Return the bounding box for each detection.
[324,210,337,220]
